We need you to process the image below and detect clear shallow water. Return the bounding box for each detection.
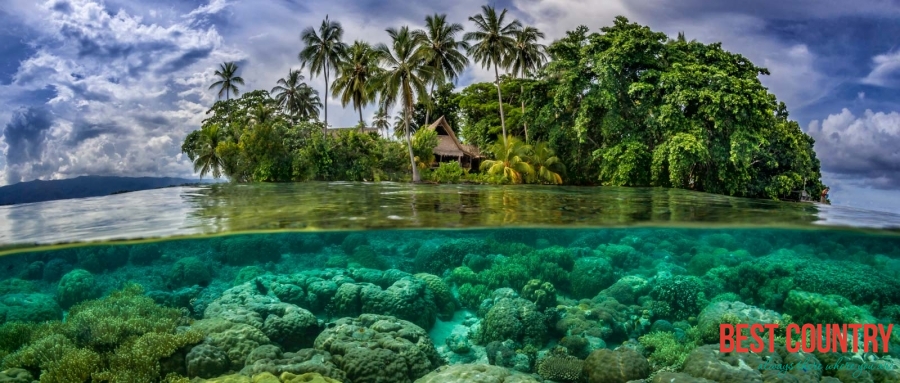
[0,184,898,383]
[2,182,900,249]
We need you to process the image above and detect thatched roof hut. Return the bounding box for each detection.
[426,116,482,169]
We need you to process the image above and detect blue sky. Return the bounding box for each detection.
[0,0,898,212]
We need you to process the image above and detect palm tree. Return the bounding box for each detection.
[296,83,323,121]
[529,141,564,184]
[480,136,533,184]
[194,124,225,179]
[272,69,321,123]
[392,112,418,139]
[464,5,521,146]
[209,62,245,100]
[507,25,546,143]
[373,108,391,137]
[375,26,435,182]
[332,41,381,128]
[413,14,469,125]
[299,15,347,128]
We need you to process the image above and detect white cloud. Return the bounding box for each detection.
[861,50,900,87]
[0,0,234,185]
[807,108,900,188]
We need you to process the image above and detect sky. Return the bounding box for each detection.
[0,0,899,212]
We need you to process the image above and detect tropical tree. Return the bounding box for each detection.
[209,62,245,100]
[375,26,435,182]
[192,123,225,179]
[372,107,391,136]
[299,15,347,128]
[464,5,521,145]
[272,69,322,123]
[480,136,533,184]
[332,41,382,128]
[413,14,469,125]
[529,141,564,184]
[507,25,547,143]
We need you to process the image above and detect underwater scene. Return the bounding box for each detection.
[0,185,899,383]
[1,229,900,383]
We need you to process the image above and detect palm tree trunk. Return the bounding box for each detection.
[358,106,364,131]
[424,81,435,126]
[494,64,507,146]
[405,107,421,183]
[324,70,329,131]
[521,82,528,143]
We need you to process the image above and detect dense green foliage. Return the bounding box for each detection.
[517,19,825,198]
[184,11,826,199]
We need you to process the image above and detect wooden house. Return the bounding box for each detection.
[426,116,483,170]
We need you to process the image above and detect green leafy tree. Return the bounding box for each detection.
[480,136,534,184]
[412,82,462,133]
[412,127,439,169]
[271,69,322,122]
[299,15,347,128]
[208,62,245,100]
[413,13,469,125]
[507,25,546,143]
[465,5,521,145]
[375,26,435,182]
[332,41,382,128]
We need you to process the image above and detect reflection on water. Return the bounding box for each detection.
[1,182,899,247]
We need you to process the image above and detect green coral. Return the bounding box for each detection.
[56,269,100,309]
[600,243,642,269]
[0,279,38,295]
[168,256,212,288]
[1,284,200,383]
[414,273,458,320]
[521,279,557,310]
[783,290,876,325]
[349,245,388,270]
[649,275,709,321]
[457,283,490,309]
[638,331,698,370]
[93,331,203,383]
[233,266,267,286]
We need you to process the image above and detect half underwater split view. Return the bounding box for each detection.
[2,0,900,382]
[0,183,899,383]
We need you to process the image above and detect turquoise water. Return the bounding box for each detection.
[0,183,898,382]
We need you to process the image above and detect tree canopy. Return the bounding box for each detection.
[186,14,826,200]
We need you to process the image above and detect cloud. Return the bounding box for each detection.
[807,108,900,189]
[861,50,900,87]
[0,0,235,185]
[3,106,53,166]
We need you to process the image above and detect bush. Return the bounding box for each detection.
[430,161,467,183]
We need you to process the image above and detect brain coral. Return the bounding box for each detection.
[414,364,540,383]
[313,314,444,383]
[56,269,100,309]
[582,348,650,383]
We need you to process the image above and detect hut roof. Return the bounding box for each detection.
[426,116,481,158]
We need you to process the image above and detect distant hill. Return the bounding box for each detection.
[0,176,213,206]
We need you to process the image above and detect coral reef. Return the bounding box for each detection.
[313,314,444,383]
[415,364,541,383]
[582,348,650,383]
[55,269,99,309]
